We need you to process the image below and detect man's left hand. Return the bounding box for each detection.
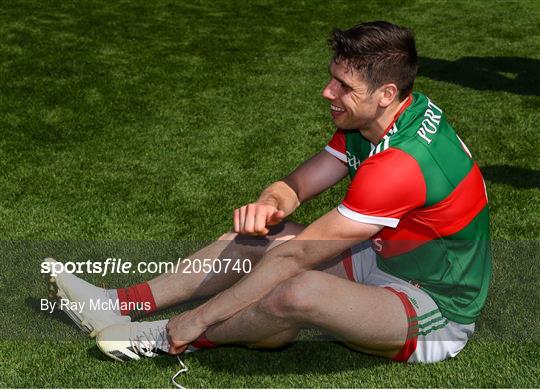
[166,310,207,355]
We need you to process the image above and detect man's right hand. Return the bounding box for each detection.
[231,153,348,237]
[233,203,286,236]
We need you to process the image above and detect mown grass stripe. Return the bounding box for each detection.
[0,0,538,388]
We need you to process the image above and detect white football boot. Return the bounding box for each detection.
[97,320,190,388]
[96,319,170,361]
[43,258,131,337]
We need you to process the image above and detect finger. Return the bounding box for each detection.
[233,208,240,233]
[254,208,270,235]
[267,209,285,225]
[169,341,188,355]
[244,204,256,233]
[239,206,247,233]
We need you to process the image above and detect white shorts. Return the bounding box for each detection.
[342,242,475,363]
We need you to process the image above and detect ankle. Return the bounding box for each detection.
[116,282,157,318]
[189,332,218,350]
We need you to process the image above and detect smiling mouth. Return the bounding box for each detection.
[330,104,345,112]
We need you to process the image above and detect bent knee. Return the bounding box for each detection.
[258,271,326,319]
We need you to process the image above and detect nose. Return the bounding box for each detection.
[322,79,338,101]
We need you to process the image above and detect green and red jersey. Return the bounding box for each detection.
[325,92,491,324]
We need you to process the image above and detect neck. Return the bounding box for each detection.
[361,97,409,145]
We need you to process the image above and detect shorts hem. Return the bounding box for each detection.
[384,286,418,362]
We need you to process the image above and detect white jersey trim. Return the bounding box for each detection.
[337,204,400,228]
[324,145,347,163]
[455,134,472,158]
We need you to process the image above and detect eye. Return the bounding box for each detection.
[340,82,351,91]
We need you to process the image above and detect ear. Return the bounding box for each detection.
[378,83,398,108]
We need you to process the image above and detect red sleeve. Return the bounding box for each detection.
[324,129,347,163]
[338,148,426,227]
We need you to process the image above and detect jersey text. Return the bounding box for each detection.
[417,100,442,144]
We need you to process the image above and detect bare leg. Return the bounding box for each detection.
[149,221,305,309]
[203,270,408,359]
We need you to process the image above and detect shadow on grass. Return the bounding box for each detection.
[143,340,389,376]
[419,56,540,96]
[29,288,388,376]
[481,165,540,189]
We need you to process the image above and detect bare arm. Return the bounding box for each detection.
[167,209,382,352]
[234,151,349,235]
[282,150,349,203]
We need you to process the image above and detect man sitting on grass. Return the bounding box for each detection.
[45,20,491,365]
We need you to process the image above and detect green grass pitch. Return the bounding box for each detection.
[0,0,539,387]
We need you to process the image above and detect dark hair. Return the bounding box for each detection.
[328,21,418,100]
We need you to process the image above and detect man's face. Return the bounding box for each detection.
[322,60,379,130]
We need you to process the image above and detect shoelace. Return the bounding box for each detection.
[128,325,189,388]
[172,355,189,389]
[132,324,172,356]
